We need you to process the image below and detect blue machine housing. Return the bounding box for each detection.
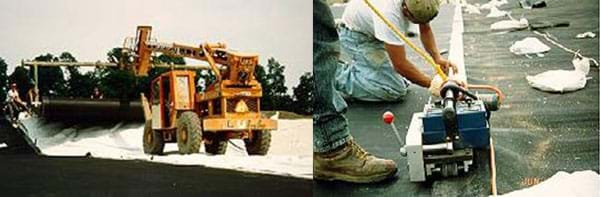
[422,100,490,148]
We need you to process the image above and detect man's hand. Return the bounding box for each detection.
[419,24,458,75]
[434,58,458,75]
[428,74,444,97]
[428,74,467,97]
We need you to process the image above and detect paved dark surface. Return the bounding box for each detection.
[0,120,37,154]
[0,155,312,197]
[0,119,312,196]
[315,0,599,196]
[463,0,599,195]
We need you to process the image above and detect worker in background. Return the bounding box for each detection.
[6,83,27,121]
[335,0,457,101]
[313,0,452,183]
[90,87,103,99]
[27,87,40,108]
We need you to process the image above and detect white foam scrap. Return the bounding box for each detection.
[573,56,592,74]
[498,171,600,197]
[486,6,508,18]
[491,18,529,31]
[480,0,508,10]
[526,56,591,93]
[0,143,7,148]
[576,32,597,39]
[463,3,481,14]
[510,37,550,55]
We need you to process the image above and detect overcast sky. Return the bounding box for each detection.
[0,0,312,89]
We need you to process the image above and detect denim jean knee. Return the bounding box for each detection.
[313,0,351,153]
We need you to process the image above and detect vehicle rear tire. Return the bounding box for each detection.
[176,111,202,154]
[205,133,228,155]
[143,119,164,154]
[244,130,271,155]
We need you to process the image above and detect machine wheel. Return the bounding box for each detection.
[176,112,203,154]
[205,133,228,155]
[441,163,459,177]
[244,130,271,155]
[143,120,164,154]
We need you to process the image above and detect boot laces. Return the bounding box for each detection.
[351,140,371,160]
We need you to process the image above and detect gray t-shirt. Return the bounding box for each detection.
[341,0,409,46]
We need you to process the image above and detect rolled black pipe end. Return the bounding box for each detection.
[39,97,144,123]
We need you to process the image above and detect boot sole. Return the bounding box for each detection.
[314,167,398,183]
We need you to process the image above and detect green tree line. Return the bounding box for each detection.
[0,49,313,115]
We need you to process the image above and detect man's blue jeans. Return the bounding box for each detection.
[313,0,351,153]
[335,26,410,102]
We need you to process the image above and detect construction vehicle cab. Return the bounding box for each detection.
[135,26,277,156]
[150,70,195,130]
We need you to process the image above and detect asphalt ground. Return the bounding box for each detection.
[315,1,599,196]
[462,0,599,195]
[0,154,312,196]
[0,118,312,196]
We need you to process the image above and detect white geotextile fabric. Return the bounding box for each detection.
[486,6,508,18]
[526,57,591,93]
[498,171,600,197]
[20,118,314,179]
[491,18,529,31]
[509,37,550,55]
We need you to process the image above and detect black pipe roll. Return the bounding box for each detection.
[40,97,144,122]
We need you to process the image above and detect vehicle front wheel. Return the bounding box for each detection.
[205,132,228,155]
[244,130,271,155]
[176,112,203,154]
[143,119,164,154]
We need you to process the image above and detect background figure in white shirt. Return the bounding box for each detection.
[6,83,27,120]
[335,0,456,102]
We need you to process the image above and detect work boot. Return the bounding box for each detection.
[314,139,398,183]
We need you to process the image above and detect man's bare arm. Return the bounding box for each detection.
[419,23,457,74]
[384,43,431,88]
[419,23,442,61]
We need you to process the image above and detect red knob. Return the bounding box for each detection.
[383,111,394,124]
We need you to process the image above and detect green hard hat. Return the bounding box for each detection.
[405,0,440,24]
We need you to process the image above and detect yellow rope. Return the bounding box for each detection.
[363,0,448,81]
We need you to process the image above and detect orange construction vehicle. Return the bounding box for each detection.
[125,26,277,155]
